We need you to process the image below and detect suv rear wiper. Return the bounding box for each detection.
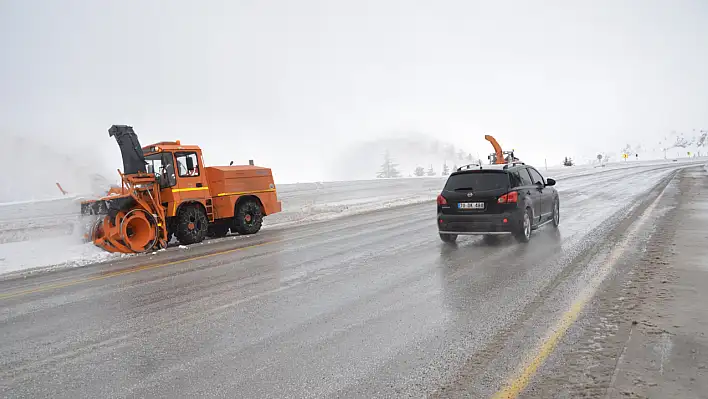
[454,187,476,191]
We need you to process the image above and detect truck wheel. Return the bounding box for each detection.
[439,233,458,243]
[175,205,208,245]
[207,223,230,238]
[516,208,532,243]
[234,199,263,235]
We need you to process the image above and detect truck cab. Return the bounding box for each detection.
[143,141,211,220]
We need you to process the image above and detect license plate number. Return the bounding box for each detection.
[458,202,485,210]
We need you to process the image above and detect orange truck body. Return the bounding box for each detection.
[143,141,282,221]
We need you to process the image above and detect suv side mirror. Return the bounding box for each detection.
[546,178,556,186]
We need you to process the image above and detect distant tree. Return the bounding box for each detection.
[673,136,689,148]
[452,164,458,172]
[426,165,436,176]
[697,130,707,147]
[376,151,402,178]
[414,166,425,177]
[467,153,474,162]
[457,150,465,160]
[442,162,450,176]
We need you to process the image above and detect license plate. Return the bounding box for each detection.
[458,202,485,210]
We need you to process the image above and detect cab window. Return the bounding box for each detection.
[175,152,200,177]
[145,152,176,188]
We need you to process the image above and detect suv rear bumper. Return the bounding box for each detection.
[437,211,521,235]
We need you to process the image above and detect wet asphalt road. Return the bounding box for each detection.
[0,163,702,398]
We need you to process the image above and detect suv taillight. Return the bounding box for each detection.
[437,194,448,205]
[497,191,518,204]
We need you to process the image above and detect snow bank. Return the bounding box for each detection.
[0,197,124,275]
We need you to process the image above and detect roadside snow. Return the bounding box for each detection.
[0,232,119,276]
[1,158,705,276]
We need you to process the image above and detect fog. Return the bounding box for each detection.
[1,0,707,201]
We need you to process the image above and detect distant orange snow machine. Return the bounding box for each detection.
[81,125,282,253]
[485,135,519,164]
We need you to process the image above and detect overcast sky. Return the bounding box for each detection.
[1,0,707,187]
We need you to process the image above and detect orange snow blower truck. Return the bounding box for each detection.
[81,125,282,253]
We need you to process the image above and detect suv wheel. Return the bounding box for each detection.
[552,199,560,227]
[439,233,458,243]
[516,208,532,243]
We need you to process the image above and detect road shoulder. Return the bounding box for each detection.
[524,166,708,398]
[607,166,708,398]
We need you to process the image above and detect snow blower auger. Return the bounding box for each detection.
[82,125,168,253]
[80,124,282,255]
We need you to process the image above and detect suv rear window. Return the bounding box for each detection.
[444,172,510,191]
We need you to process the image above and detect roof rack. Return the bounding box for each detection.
[503,161,525,169]
[456,163,482,171]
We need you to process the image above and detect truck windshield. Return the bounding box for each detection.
[145,153,176,188]
[444,171,510,192]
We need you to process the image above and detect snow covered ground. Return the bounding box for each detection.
[1,158,705,276]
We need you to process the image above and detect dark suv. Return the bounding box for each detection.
[437,162,559,243]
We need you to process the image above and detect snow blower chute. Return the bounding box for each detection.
[485,135,519,164]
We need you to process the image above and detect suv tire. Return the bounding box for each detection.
[552,199,560,227]
[516,208,532,243]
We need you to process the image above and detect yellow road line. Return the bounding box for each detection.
[216,188,275,197]
[492,300,586,398]
[0,240,281,301]
[492,174,671,399]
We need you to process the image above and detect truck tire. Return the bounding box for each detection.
[207,223,230,238]
[175,204,208,245]
[234,199,263,235]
